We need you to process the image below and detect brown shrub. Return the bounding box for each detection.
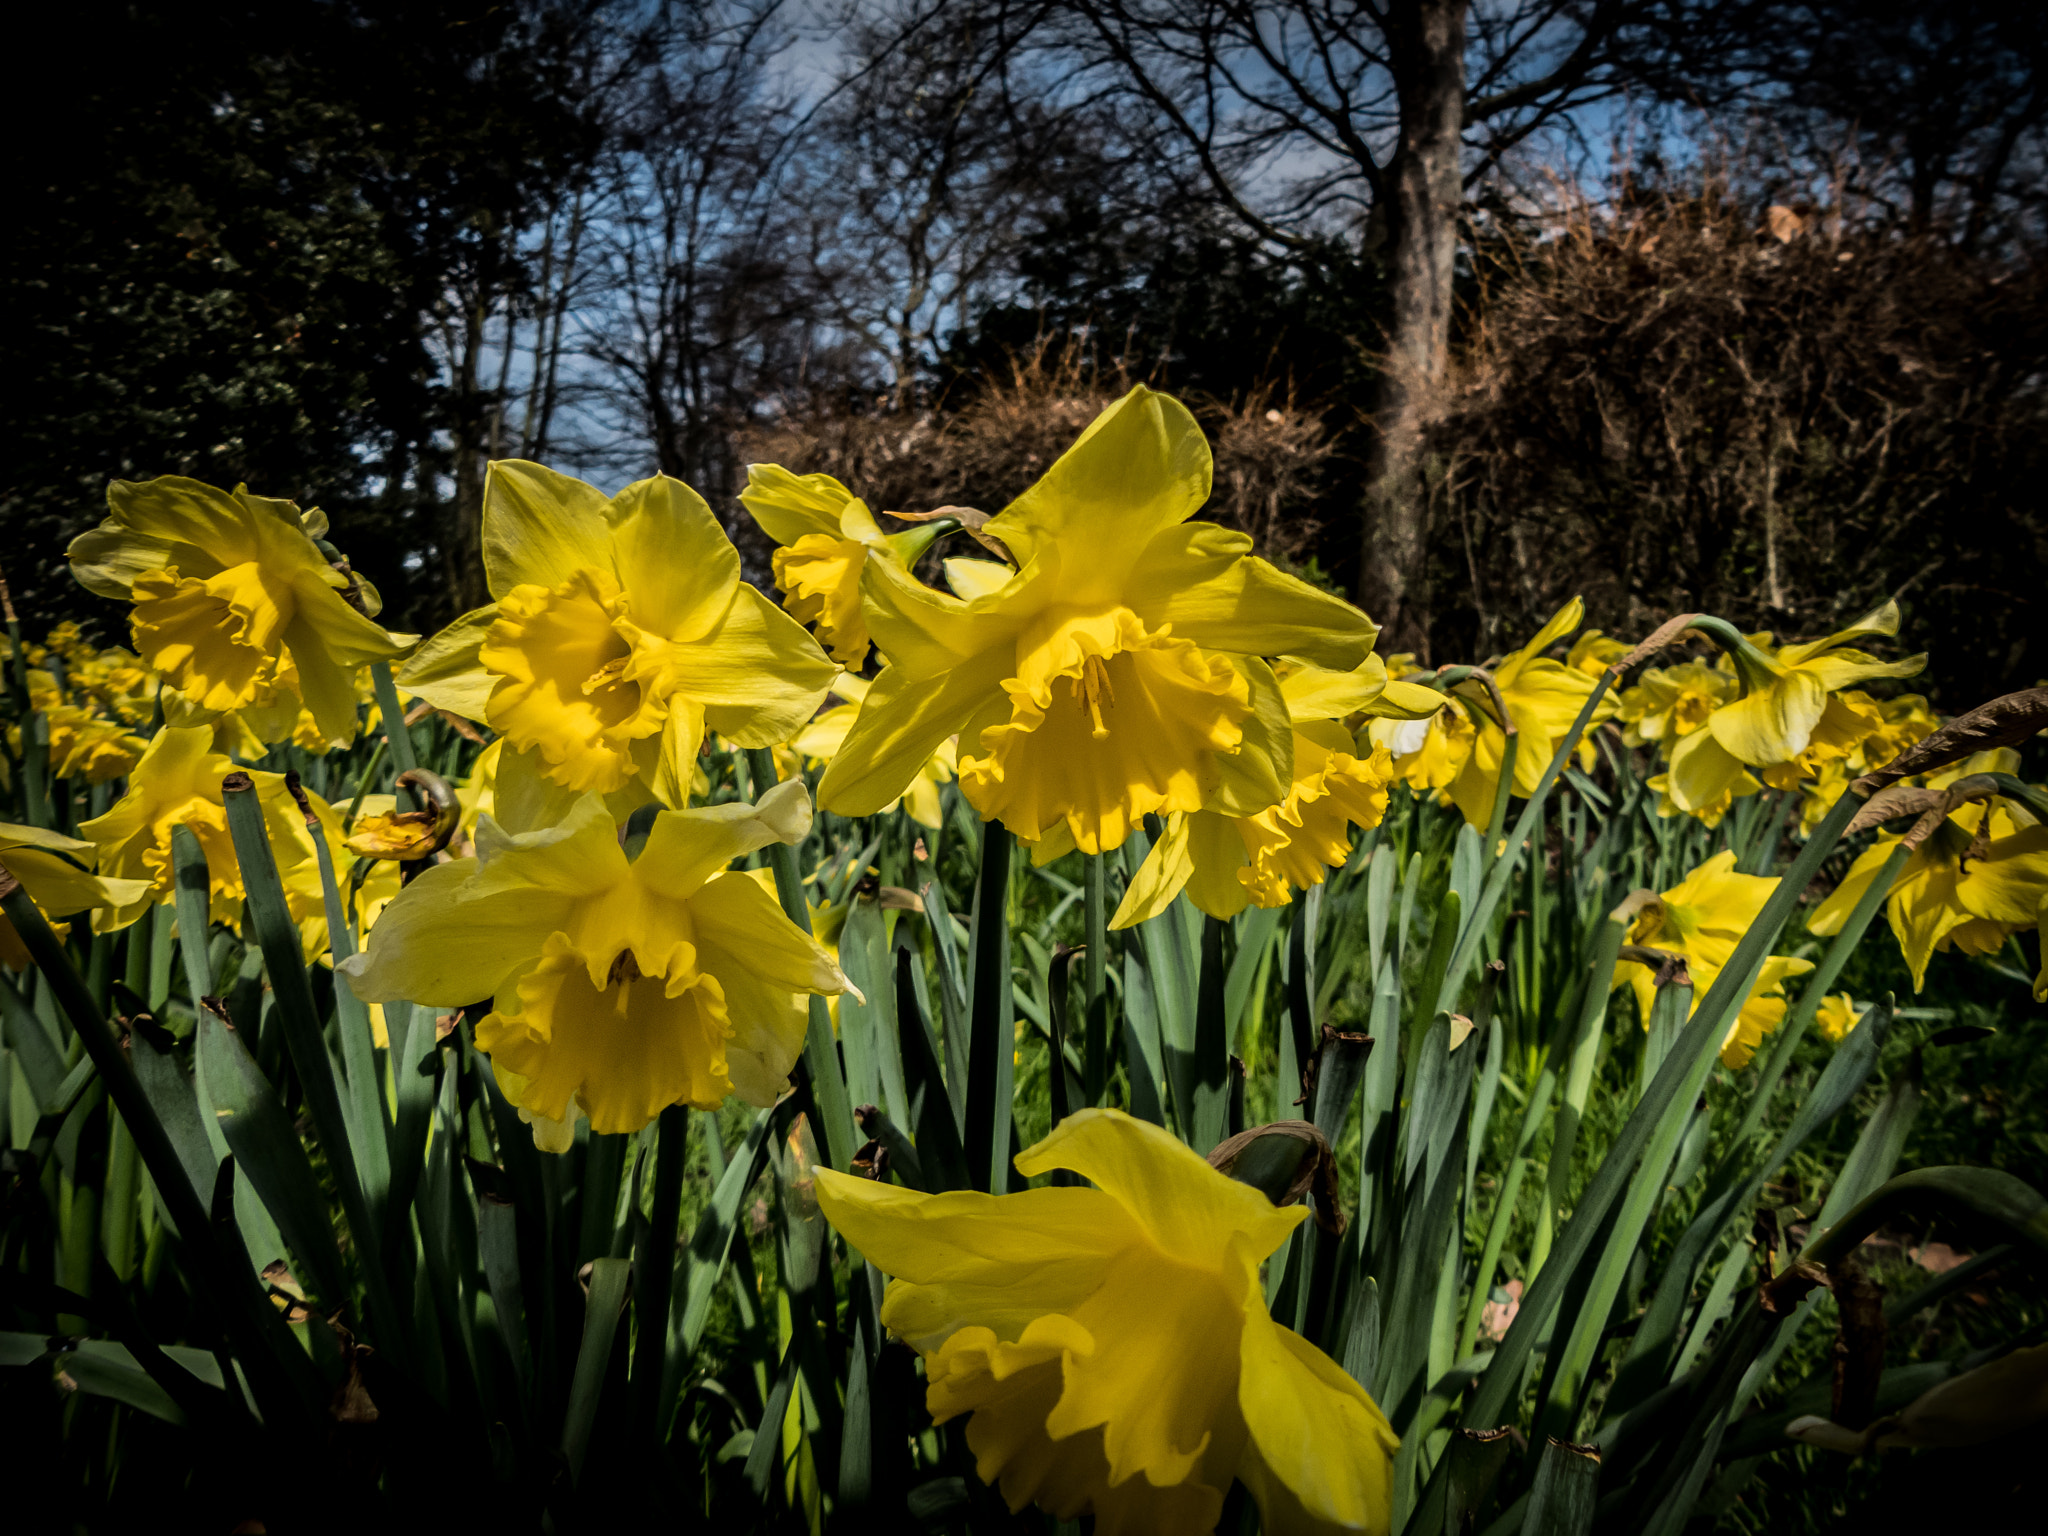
[1429,169,2048,701]
[738,339,1333,570]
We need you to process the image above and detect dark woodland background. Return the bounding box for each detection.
[9,1,2044,703]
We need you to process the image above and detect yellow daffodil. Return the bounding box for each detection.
[1114,657,1433,925]
[1849,693,1942,777]
[1373,700,1472,799]
[1663,606,1924,815]
[1814,994,1863,1043]
[2034,895,2046,1003]
[341,781,852,1141]
[397,463,834,808]
[1792,690,1937,834]
[75,725,313,931]
[1615,852,1816,1068]
[817,387,1375,855]
[742,464,951,667]
[814,1108,1396,1535]
[1618,662,1736,750]
[343,807,443,861]
[1434,600,1616,830]
[15,706,148,784]
[1809,761,2048,991]
[277,792,404,962]
[791,673,957,829]
[67,478,410,747]
[0,825,154,967]
[1644,764,1759,830]
[1566,628,1629,677]
[65,644,158,726]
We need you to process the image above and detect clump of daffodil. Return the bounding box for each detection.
[67,478,411,748]
[790,672,957,830]
[1615,851,1816,1068]
[816,387,1375,855]
[15,706,149,784]
[0,825,155,968]
[1661,606,1924,817]
[341,781,852,1145]
[1618,661,1737,751]
[814,1108,1396,1535]
[1114,656,1436,925]
[75,725,315,931]
[742,464,952,667]
[1796,692,1945,835]
[398,463,834,809]
[1377,601,1614,830]
[1814,994,1864,1043]
[1809,751,2048,992]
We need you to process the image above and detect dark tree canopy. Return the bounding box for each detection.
[6,0,598,632]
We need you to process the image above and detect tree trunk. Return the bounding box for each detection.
[1360,0,1467,660]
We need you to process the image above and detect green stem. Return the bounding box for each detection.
[745,747,857,1172]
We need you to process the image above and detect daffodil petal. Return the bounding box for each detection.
[1126,523,1376,669]
[1205,657,1291,818]
[821,651,1013,817]
[1110,815,1195,929]
[1184,810,1256,921]
[671,584,836,746]
[1013,1108,1305,1258]
[985,385,1211,595]
[398,604,500,720]
[1708,670,1828,766]
[608,475,742,643]
[861,548,1028,678]
[481,460,618,600]
[740,463,856,546]
[1236,1295,1398,1535]
[944,557,1018,602]
[1956,826,2048,926]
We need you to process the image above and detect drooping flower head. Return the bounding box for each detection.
[814,1109,1397,1535]
[1808,751,2048,991]
[0,824,154,967]
[1113,656,1437,926]
[75,725,314,932]
[342,781,852,1143]
[1614,851,1816,1068]
[68,478,410,747]
[1663,606,1924,816]
[742,464,951,667]
[1446,599,1617,828]
[1618,661,1736,750]
[818,387,1376,855]
[399,463,835,809]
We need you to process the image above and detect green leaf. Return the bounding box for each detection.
[561,1255,631,1483]
[895,947,970,1193]
[197,1000,350,1311]
[1520,1437,1601,1535]
[220,775,402,1356]
[964,820,1014,1191]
